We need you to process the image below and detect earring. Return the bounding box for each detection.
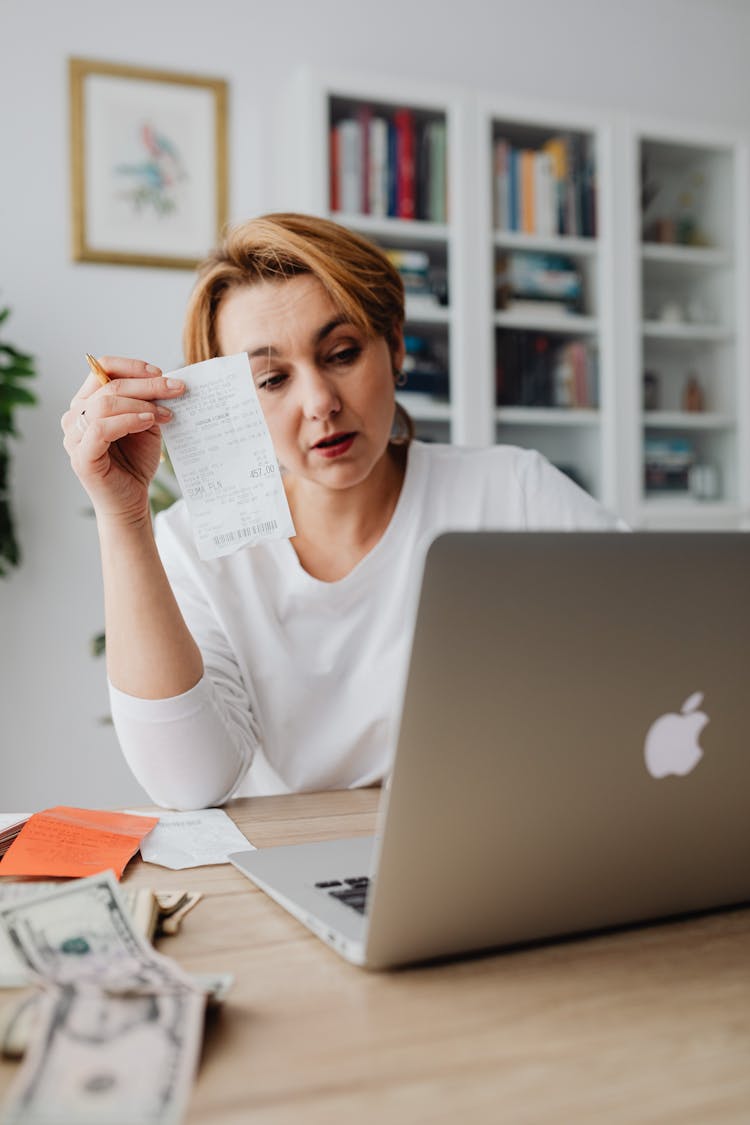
[395,370,407,388]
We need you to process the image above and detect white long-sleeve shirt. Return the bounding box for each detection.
[110,442,625,808]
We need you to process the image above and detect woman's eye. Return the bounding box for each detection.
[329,346,361,366]
[258,373,287,391]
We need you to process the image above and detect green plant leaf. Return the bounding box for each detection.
[0,384,37,407]
[0,343,35,365]
[0,305,39,577]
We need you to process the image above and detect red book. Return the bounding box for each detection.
[394,108,416,220]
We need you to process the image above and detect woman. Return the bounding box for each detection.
[63,213,623,809]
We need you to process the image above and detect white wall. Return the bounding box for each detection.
[3,0,750,810]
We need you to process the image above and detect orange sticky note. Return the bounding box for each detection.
[0,806,159,880]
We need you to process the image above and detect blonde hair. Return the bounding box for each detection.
[183,212,414,443]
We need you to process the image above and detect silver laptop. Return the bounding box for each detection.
[229,531,750,969]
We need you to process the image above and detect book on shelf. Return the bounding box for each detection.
[384,247,442,309]
[644,437,695,493]
[394,108,416,220]
[402,332,450,399]
[387,118,399,216]
[426,119,447,223]
[357,104,372,214]
[330,107,447,223]
[369,116,389,217]
[493,131,596,238]
[495,250,583,310]
[495,330,597,409]
[520,149,535,234]
[332,117,363,214]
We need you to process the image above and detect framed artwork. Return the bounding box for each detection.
[69,57,228,269]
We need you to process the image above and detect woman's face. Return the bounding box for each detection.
[215,275,404,493]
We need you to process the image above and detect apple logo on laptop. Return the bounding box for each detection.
[644,691,708,778]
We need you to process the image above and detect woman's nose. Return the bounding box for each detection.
[300,368,341,420]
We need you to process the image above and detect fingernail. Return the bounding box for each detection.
[146,364,161,375]
[138,412,154,421]
[156,406,172,419]
[165,378,184,390]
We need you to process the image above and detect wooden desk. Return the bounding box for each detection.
[2,789,749,1123]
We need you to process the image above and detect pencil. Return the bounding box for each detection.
[85,353,110,386]
[84,351,167,462]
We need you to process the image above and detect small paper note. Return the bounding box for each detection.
[127,809,255,869]
[0,815,30,832]
[0,814,29,858]
[0,807,159,879]
[160,353,296,560]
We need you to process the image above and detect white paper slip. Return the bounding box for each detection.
[0,816,30,832]
[160,352,296,561]
[0,814,30,859]
[127,809,256,870]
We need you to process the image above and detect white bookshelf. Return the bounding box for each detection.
[281,71,750,529]
[621,119,750,528]
[476,96,616,507]
[283,68,473,445]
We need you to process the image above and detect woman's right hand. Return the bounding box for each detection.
[61,356,186,526]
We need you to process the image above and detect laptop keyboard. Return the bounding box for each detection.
[315,876,370,914]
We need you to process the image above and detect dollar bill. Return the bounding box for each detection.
[1,984,205,1125]
[1,973,233,1061]
[0,872,195,993]
[0,872,206,1125]
[0,883,197,988]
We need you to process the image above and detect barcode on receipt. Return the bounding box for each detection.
[213,519,278,547]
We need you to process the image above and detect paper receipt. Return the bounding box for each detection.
[159,353,295,560]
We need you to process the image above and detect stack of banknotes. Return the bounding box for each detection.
[0,873,231,1124]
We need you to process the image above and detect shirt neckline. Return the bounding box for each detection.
[276,440,425,590]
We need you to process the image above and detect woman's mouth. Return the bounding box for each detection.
[313,432,356,458]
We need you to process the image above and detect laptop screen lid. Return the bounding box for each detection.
[362,531,750,968]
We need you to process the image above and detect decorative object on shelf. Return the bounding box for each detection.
[682,373,705,412]
[646,217,676,244]
[642,166,710,247]
[643,371,660,411]
[675,172,709,246]
[659,300,684,324]
[69,57,228,269]
[686,296,714,325]
[675,191,697,246]
[689,462,720,501]
[0,307,38,577]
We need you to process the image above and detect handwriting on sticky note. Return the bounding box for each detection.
[160,353,296,561]
[0,807,159,880]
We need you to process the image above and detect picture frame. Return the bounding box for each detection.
[69,57,228,269]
